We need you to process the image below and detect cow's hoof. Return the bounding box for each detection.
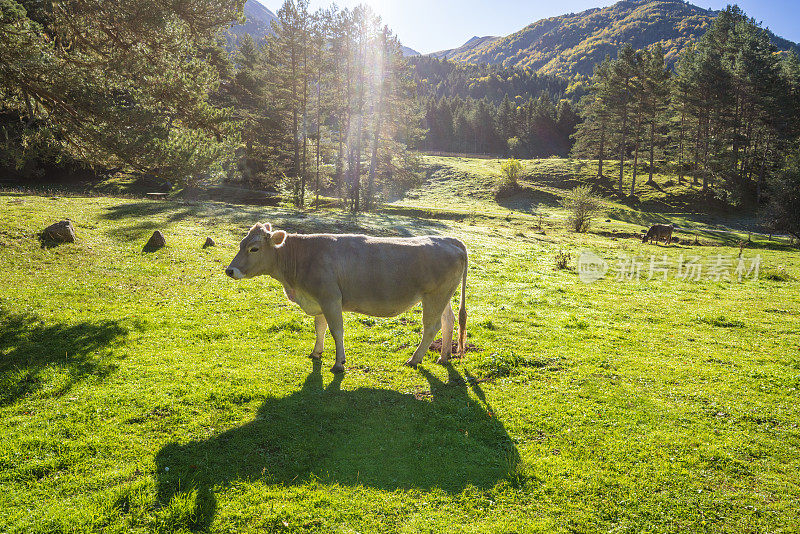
[436,356,450,365]
[330,363,345,374]
[404,358,420,369]
[309,351,322,360]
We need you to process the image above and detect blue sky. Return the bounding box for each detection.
[259,0,800,54]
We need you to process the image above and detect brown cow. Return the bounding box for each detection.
[642,224,674,245]
[225,223,468,373]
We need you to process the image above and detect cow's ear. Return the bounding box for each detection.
[271,230,287,248]
[263,222,272,232]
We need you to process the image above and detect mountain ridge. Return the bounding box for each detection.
[428,0,799,77]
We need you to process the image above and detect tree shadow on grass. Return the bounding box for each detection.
[154,360,519,531]
[100,200,449,243]
[496,184,563,213]
[0,307,127,406]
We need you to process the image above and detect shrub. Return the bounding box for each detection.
[554,250,572,270]
[559,185,603,232]
[495,158,523,198]
[762,266,794,282]
[500,158,522,187]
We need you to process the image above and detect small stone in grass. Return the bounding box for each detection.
[42,220,76,244]
[143,230,166,252]
[203,237,216,248]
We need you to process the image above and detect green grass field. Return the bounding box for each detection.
[2,158,800,532]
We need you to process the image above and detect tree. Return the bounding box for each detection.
[0,0,241,183]
[572,57,613,178]
[765,148,800,240]
[500,158,523,187]
[641,44,671,188]
[266,0,313,206]
[608,45,640,196]
[496,94,517,154]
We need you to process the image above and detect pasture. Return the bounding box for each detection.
[1,158,800,532]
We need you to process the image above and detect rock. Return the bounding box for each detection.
[42,220,76,244]
[203,237,216,248]
[143,230,166,252]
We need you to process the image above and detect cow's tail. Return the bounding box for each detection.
[457,254,468,357]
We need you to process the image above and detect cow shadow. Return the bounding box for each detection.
[154,361,519,531]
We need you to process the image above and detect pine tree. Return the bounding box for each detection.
[572,57,613,178]
[641,44,671,187]
[609,45,640,196]
[0,0,242,183]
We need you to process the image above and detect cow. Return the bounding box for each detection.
[225,223,468,374]
[642,224,674,245]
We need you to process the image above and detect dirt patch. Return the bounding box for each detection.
[413,389,433,400]
[428,337,480,354]
[594,230,643,239]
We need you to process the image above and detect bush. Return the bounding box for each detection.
[554,250,572,270]
[559,185,603,232]
[500,159,522,187]
[495,158,523,198]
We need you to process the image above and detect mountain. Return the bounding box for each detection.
[227,0,278,45]
[430,0,800,78]
[402,46,421,57]
[429,35,499,60]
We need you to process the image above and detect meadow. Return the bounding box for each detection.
[1,157,799,533]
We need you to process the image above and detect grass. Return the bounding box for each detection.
[1,161,800,532]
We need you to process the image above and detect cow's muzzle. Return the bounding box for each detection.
[225,267,244,280]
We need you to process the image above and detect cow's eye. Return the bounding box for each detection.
[249,247,259,253]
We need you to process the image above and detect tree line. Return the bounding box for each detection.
[571,6,800,206]
[410,57,578,157]
[3,0,800,226]
[419,93,579,157]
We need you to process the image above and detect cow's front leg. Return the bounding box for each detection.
[321,302,346,374]
[310,314,326,359]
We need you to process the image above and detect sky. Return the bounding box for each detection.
[259,0,800,54]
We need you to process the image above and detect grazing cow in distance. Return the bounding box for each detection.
[643,224,674,245]
[225,223,468,374]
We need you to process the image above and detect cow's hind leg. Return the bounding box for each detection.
[310,314,326,359]
[436,302,456,365]
[321,301,346,374]
[405,294,448,368]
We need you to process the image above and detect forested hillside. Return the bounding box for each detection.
[572,6,800,224]
[433,0,800,77]
[409,58,577,156]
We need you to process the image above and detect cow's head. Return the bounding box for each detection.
[225,222,286,279]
